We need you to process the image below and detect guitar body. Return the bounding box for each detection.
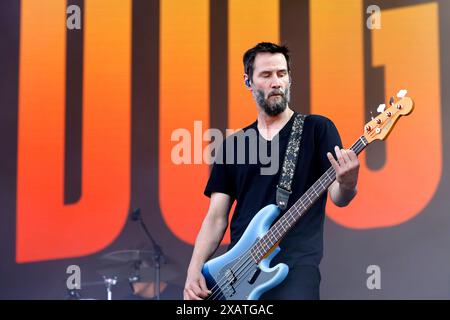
[202,204,289,300]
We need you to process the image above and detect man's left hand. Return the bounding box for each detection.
[327,146,360,190]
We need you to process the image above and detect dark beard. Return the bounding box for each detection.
[254,88,290,116]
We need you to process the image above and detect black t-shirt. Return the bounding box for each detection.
[204,112,342,268]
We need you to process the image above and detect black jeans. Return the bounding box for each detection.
[260,265,321,300]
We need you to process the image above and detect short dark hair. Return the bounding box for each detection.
[243,42,291,83]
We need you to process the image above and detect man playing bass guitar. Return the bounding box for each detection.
[184,42,360,300]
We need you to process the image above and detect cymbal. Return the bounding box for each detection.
[100,250,156,263]
[97,250,181,283]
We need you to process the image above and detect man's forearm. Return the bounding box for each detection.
[188,215,227,272]
[329,181,357,207]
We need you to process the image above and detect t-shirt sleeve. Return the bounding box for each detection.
[317,117,343,173]
[204,141,235,198]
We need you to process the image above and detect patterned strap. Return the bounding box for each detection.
[276,113,306,210]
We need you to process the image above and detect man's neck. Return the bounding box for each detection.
[257,106,294,140]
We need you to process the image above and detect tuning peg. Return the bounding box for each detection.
[377,104,386,113]
[397,89,407,98]
[389,96,395,106]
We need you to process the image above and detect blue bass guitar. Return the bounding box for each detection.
[201,93,414,300]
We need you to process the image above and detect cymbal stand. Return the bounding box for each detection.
[130,208,166,300]
[103,276,118,300]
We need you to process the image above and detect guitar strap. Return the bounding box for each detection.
[276,113,306,210]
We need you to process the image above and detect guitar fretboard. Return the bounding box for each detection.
[250,136,369,262]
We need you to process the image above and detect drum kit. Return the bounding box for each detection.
[68,208,182,300]
[68,248,181,300]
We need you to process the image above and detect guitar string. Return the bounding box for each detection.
[206,139,366,300]
[206,143,365,300]
[205,139,366,299]
[206,166,338,300]
[206,167,339,299]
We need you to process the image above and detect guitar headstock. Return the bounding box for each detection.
[363,90,414,143]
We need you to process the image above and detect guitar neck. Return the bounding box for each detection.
[251,135,369,262]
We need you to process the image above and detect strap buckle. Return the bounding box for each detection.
[276,185,292,210]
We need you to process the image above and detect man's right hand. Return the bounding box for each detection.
[183,192,231,300]
[184,268,211,300]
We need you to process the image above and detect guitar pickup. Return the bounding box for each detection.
[247,268,261,284]
[224,269,237,285]
[223,285,236,297]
